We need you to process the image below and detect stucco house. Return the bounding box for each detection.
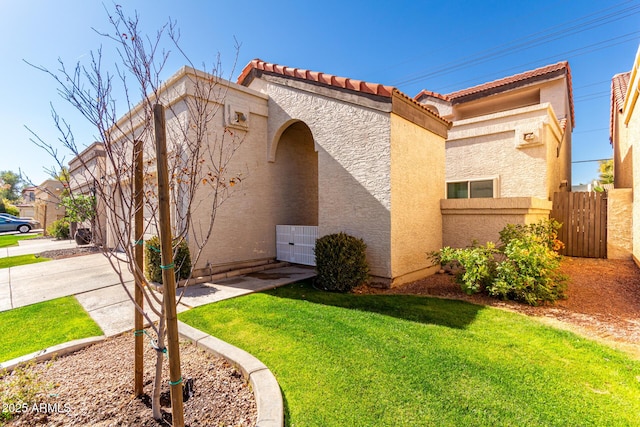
[85,61,450,287]
[71,58,581,285]
[610,45,640,264]
[34,179,65,232]
[17,186,36,218]
[415,62,574,248]
[67,141,107,244]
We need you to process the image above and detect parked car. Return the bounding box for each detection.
[0,216,39,233]
[0,213,35,220]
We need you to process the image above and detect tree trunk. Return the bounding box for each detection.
[152,315,166,421]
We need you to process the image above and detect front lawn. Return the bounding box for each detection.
[180,281,640,427]
[0,254,50,269]
[0,234,41,248]
[0,297,103,362]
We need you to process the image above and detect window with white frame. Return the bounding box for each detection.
[446,178,497,199]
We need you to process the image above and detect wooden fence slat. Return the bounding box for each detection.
[577,192,585,257]
[593,193,601,258]
[588,192,596,258]
[567,192,575,256]
[600,193,607,257]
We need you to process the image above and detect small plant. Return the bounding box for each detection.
[144,236,192,284]
[46,218,70,239]
[0,361,52,423]
[434,243,498,295]
[432,220,567,305]
[314,232,369,292]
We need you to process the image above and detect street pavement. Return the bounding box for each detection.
[1,238,315,336]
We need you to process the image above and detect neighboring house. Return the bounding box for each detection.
[34,180,65,233]
[17,186,36,218]
[415,62,574,248]
[611,71,632,188]
[68,142,106,244]
[610,45,639,264]
[416,61,573,201]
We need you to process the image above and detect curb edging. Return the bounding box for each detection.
[0,336,106,372]
[177,321,284,427]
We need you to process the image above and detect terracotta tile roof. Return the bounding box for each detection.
[446,61,575,127]
[611,72,630,111]
[237,58,451,127]
[414,89,450,102]
[610,71,631,144]
[237,58,395,97]
[446,62,568,98]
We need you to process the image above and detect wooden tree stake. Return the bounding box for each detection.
[154,103,185,426]
[133,138,144,396]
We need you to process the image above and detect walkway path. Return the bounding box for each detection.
[0,238,315,336]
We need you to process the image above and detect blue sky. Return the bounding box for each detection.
[1,0,639,186]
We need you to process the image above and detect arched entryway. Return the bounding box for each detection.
[272,120,318,225]
[272,120,319,265]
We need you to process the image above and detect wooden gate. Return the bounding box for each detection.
[550,192,607,258]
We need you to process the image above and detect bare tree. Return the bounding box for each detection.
[26,5,242,425]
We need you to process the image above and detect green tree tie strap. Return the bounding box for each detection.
[145,243,161,253]
[160,263,175,270]
[169,377,183,386]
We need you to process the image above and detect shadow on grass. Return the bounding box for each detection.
[263,280,483,330]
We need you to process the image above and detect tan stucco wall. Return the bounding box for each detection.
[441,197,552,248]
[613,109,633,188]
[186,86,276,271]
[607,188,633,259]
[446,104,568,200]
[624,50,640,265]
[249,77,394,279]
[390,114,444,285]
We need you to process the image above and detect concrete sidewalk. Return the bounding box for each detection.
[0,234,73,258]
[1,237,315,336]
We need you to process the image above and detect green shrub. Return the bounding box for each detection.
[47,218,70,239]
[435,243,498,295]
[2,199,19,216]
[490,233,566,306]
[432,220,567,306]
[144,236,191,284]
[499,219,565,252]
[314,232,369,292]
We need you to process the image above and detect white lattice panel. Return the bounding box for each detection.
[276,225,317,266]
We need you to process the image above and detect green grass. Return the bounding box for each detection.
[180,281,640,427]
[0,254,50,269]
[0,233,41,248]
[0,297,103,362]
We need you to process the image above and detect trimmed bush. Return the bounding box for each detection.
[144,236,192,284]
[47,218,70,239]
[314,232,369,292]
[433,220,567,306]
[490,232,566,305]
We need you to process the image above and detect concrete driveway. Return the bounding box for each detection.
[1,238,315,336]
